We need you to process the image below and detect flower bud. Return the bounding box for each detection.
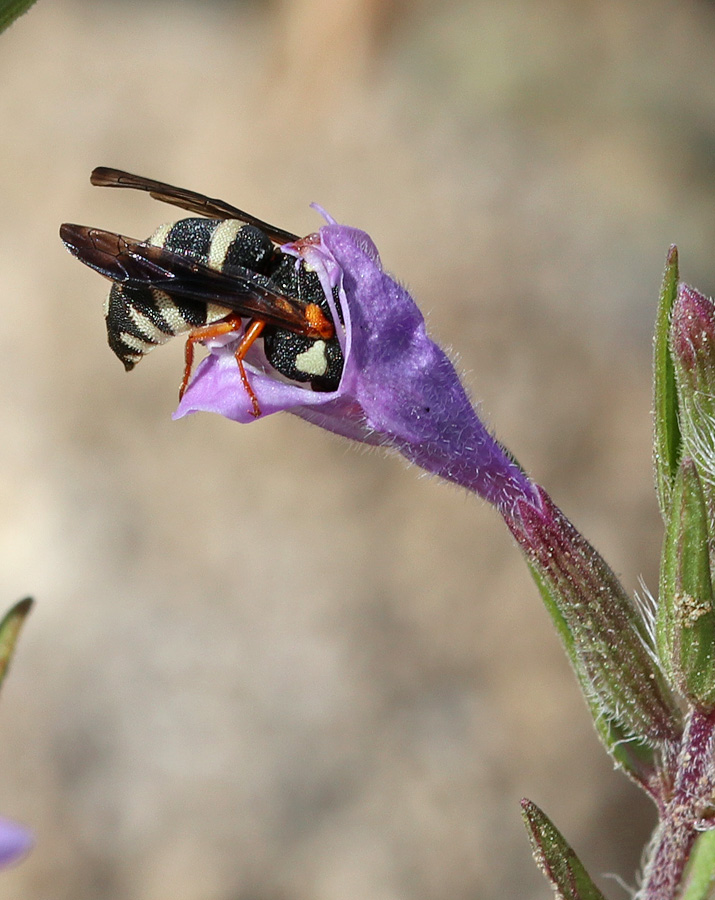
[670,282,715,516]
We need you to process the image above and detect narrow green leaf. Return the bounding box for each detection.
[680,831,715,900]
[657,458,715,708]
[0,598,33,689]
[654,245,681,517]
[521,799,607,900]
[0,0,39,33]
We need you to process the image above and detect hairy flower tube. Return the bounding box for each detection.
[176,216,539,516]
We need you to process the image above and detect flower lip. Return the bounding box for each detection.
[176,210,538,515]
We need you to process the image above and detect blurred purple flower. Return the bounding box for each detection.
[176,215,538,516]
[0,817,32,868]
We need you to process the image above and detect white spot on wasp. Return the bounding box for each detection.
[295,340,328,377]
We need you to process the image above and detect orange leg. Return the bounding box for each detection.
[234,319,266,418]
[180,314,243,400]
[180,315,266,418]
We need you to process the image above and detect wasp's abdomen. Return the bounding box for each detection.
[105,284,221,371]
[105,218,275,370]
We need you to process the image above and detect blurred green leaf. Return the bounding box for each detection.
[0,598,33,690]
[654,245,681,517]
[0,0,39,34]
[680,831,715,900]
[521,799,607,900]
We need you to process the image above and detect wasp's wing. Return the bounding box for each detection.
[60,224,327,336]
[89,168,299,245]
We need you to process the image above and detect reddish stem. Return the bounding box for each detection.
[639,708,715,899]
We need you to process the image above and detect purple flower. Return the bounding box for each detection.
[170,207,680,800]
[175,214,538,516]
[0,817,32,869]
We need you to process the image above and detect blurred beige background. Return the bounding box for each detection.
[1,0,713,897]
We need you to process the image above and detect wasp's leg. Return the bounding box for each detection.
[181,315,267,418]
[233,319,266,418]
[180,314,243,400]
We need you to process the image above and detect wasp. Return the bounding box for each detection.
[60,168,344,417]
